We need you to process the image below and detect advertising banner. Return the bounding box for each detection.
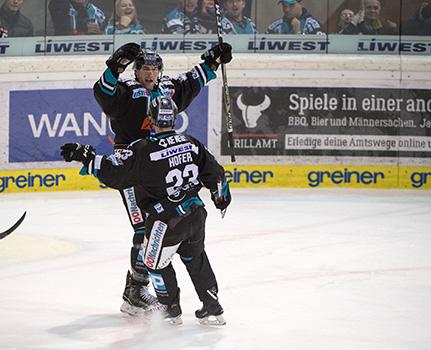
[0,168,106,193]
[222,165,431,189]
[9,87,208,163]
[2,36,431,56]
[0,36,114,56]
[0,35,239,56]
[2,165,430,194]
[221,86,431,158]
[114,34,240,53]
[251,34,328,53]
[327,35,431,55]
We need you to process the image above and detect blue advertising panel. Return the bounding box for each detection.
[9,87,208,162]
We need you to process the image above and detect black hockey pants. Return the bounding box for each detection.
[143,206,219,306]
[118,186,149,279]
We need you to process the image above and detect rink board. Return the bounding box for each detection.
[1,165,431,194]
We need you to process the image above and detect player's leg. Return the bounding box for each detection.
[142,218,183,324]
[146,266,183,325]
[178,207,225,325]
[118,187,157,316]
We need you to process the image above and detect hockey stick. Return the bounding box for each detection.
[0,211,26,240]
[214,0,236,163]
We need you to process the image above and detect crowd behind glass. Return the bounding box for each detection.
[1,0,430,44]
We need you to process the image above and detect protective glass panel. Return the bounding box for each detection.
[0,0,45,37]
[1,0,431,56]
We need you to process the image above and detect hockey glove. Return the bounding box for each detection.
[201,42,232,71]
[60,143,95,167]
[106,42,141,74]
[210,179,231,211]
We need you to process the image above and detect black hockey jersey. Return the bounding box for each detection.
[89,131,225,218]
[93,63,216,145]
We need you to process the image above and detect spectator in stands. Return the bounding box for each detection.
[0,0,33,37]
[402,1,431,36]
[221,0,257,34]
[162,0,199,34]
[335,8,354,33]
[49,0,106,35]
[196,0,217,33]
[266,0,324,35]
[340,0,398,35]
[105,0,144,34]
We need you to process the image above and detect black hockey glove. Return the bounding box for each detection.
[106,42,141,74]
[210,179,231,211]
[60,143,95,166]
[201,42,232,71]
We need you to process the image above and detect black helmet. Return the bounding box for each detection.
[133,49,163,71]
[149,96,178,129]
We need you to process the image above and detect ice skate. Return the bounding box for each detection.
[144,300,183,325]
[195,299,226,326]
[120,271,158,316]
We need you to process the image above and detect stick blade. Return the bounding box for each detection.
[0,211,26,240]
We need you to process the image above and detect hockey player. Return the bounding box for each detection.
[60,95,231,325]
[93,41,232,316]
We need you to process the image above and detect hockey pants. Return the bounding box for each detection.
[142,206,219,306]
[118,186,149,280]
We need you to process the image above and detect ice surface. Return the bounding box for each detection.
[1,188,431,350]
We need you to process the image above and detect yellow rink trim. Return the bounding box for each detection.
[0,168,107,194]
[223,165,431,189]
[1,165,431,193]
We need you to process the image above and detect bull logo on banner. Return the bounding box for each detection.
[236,93,271,128]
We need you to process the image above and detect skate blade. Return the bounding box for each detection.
[120,302,146,316]
[143,306,183,326]
[166,315,183,326]
[197,314,226,326]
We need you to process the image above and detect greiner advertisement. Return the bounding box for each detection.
[221,86,431,158]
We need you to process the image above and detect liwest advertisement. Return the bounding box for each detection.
[8,87,208,163]
[2,36,431,56]
[221,86,431,157]
[1,165,431,194]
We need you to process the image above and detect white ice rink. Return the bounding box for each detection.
[1,188,431,350]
